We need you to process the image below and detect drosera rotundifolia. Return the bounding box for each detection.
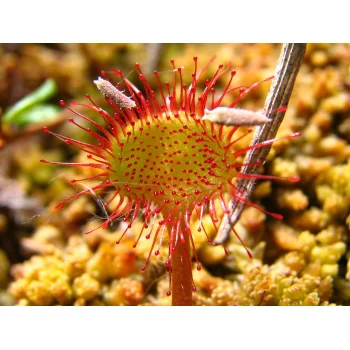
[41,57,299,305]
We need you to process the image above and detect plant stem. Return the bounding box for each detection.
[171,221,193,306]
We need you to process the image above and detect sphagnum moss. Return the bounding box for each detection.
[40,57,298,305]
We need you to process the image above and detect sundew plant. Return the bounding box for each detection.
[41,57,298,305]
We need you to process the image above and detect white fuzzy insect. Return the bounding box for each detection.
[94,77,136,109]
[202,107,271,126]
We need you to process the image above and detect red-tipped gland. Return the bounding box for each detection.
[55,203,64,210]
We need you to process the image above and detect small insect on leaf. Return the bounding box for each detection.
[94,77,136,109]
[202,107,271,126]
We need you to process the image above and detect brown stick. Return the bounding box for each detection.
[171,221,193,306]
[214,43,307,245]
[144,43,165,75]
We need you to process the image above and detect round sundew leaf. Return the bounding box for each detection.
[41,57,294,301]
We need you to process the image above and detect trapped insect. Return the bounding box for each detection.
[94,77,136,109]
[202,107,271,126]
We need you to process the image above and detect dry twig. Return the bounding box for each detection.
[214,43,307,245]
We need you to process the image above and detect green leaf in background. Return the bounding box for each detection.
[2,79,60,127]
[12,104,61,126]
